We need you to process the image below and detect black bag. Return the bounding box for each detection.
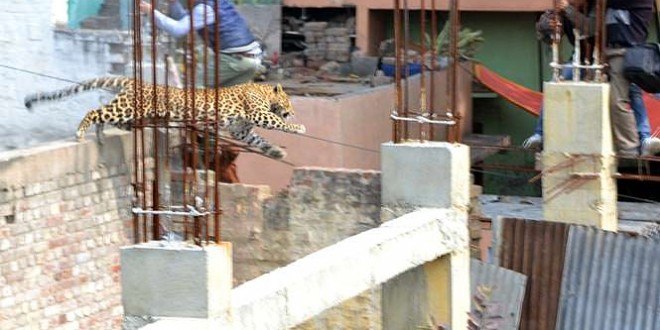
[623,43,660,93]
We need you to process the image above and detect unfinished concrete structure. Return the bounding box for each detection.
[120,141,471,329]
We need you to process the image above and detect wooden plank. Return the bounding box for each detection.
[463,133,511,163]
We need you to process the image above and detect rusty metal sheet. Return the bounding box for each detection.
[497,218,570,330]
[556,226,660,330]
[471,259,527,329]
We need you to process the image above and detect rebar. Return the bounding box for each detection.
[130,0,223,245]
[391,0,459,143]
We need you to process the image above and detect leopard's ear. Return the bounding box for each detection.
[273,83,284,94]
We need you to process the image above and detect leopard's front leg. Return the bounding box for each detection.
[246,112,306,134]
[231,127,287,160]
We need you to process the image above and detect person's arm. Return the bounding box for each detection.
[168,0,188,20]
[141,2,215,38]
[561,1,597,37]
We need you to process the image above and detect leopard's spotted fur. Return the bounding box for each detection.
[24,77,305,159]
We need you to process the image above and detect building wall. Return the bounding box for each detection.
[0,135,134,330]
[465,11,544,196]
[0,131,386,329]
[237,65,473,191]
[0,0,132,153]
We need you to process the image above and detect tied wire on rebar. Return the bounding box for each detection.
[129,0,223,246]
[391,0,459,144]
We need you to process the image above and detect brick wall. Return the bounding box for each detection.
[0,130,385,329]
[225,167,382,283]
[0,133,134,330]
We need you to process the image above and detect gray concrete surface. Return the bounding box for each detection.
[381,142,471,210]
[121,241,232,319]
[137,208,468,330]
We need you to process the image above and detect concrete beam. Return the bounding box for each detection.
[138,208,469,330]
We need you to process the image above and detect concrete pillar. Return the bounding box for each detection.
[381,142,470,211]
[382,250,470,330]
[542,82,617,231]
[121,241,232,319]
[380,141,470,329]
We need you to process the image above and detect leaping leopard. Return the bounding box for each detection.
[24,77,305,159]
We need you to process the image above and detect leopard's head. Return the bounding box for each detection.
[269,83,295,119]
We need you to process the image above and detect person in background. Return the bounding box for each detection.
[523,0,660,156]
[140,0,266,182]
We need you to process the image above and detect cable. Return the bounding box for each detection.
[0,63,83,84]
[298,133,381,154]
[617,193,660,204]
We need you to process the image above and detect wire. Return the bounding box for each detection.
[0,63,121,95]
[617,194,660,204]
[298,133,381,154]
[0,63,83,84]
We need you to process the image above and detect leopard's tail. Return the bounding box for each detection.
[24,77,133,111]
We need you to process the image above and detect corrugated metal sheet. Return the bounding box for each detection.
[556,226,660,330]
[498,218,570,330]
[471,259,528,329]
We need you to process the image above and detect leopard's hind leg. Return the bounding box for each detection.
[76,94,130,142]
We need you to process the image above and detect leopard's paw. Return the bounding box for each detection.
[294,124,306,134]
[265,146,287,160]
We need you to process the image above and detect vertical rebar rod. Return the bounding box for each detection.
[403,0,410,140]
[133,0,147,243]
[419,0,427,141]
[202,2,211,243]
[149,0,161,241]
[186,0,201,244]
[393,0,403,143]
[135,4,147,243]
[181,0,194,241]
[213,0,222,244]
[447,0,461,143]
[552,0,561,81]
[131,0,141,243]
[594,0,605,81]
[429,0,437,140]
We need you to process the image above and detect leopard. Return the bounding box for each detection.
[24,77,306,159]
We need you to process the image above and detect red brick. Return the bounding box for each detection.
[48,238,67,249]
[46,215,63,226]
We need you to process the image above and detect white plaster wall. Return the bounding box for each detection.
[0,0,115,152]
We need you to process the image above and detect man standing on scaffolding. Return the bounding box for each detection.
[140,0,266,183]
[524,0,659,156]
[605,0,656,156]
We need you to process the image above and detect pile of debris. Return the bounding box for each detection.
[302,22,353,64]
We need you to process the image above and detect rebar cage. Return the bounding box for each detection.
[390,0,462,144]
[129,0,239,245]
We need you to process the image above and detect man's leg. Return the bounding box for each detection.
[632,83,660,155]
[607,49,640,156]
[218,53,258,87]
[629,83,651,141]
[523,67,575,149]
[195,51,259,183]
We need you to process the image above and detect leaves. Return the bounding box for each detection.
[425,21,484,59]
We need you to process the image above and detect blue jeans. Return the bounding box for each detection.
[629,84,651,141]
[534,71,650,142]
